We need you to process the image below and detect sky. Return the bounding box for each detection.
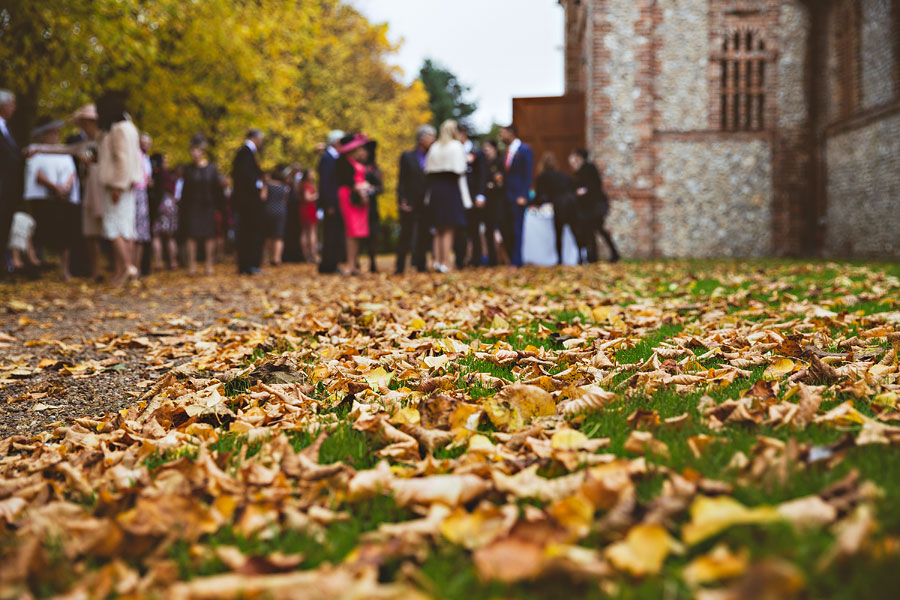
[351,0,565,132]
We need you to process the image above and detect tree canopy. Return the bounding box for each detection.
[0,0,430,218]
[418,58,478,131]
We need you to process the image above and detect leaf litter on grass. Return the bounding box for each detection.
[1,261,900,599]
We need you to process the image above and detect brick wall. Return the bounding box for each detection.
[558,0,898,258]
[817,0,900,259]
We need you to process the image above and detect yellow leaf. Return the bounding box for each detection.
[467,434,497,456]
[548,493,595,539]
[440,504,517,549]
[683,545,748,587]
[389,406,420,426]
[409,317,426,331]
[606,524,679,576]
[873,392,898,409]
[682,496,780,545]
[424,355,451,370]
[550,429,589,451]
[763,358,795,380]
[490,315,509,330]
[483,384,555,432]
[363,366,393,391]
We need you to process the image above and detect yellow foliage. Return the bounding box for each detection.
[0,0,430,220]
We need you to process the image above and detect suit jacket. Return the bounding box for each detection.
[465,147,488,201]
[504,142,534,203]
[396,149,427,211]
[231,144,263,212]
[0,124,22,214]
[316,149,339,212]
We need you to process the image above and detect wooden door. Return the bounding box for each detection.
[512,93,585,179]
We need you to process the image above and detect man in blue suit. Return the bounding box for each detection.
[498,124,533,267]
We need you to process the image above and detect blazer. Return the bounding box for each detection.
[0,125,22,214]
[316,149,339,212]
[97,119,143,192]
[503,142,534,203]
[396,149,427,211]
[465,147,488,200]
[231,144,263,212]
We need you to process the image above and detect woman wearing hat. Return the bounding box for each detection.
[425,119,472,273]
[179,134,225,275]
[23,117,79,280]
[336,133,374,276]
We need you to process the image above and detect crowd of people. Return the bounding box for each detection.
[0,88,619,285]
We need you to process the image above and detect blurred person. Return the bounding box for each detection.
[282,164,304,263]
[317,129,345,274]
[7,211,38,272]
[481,139,506,265]
[149,152,179,270]
[569,148,619,263]
[298,168,319,264]
[335,133,372,276]
[395,124,434,274]
[0,89,21,277]
[96,91,143,286]
[498,124,533,268]
[425,119,471,273]
[132,132,153,274]
[71,104,106,281]
[535,152,580,266]
[180,134,225,275]
[232,129,266,275]
[262,166,291,266]
[362,139,383,273]
[456,124,487,268]
[23,118,79,279]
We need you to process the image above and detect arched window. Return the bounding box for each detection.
[719,27,767,131]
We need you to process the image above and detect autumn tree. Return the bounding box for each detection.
[418,59,477,131]
[0,0,429,219]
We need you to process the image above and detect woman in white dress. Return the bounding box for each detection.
[96,93,144,286]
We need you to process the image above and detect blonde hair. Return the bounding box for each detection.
[437,119,459,145]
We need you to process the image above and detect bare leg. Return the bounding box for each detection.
[86,237,101,280]
[133,243,143,276]
[272,239,283,266]
[443,230,454,271]
[167,237,178,269]
[309,226,319,263]
[152,237,163,271]
[186,238,197,274]
[61,249,72,281]
[346,237,359,275]
[109,236,132,285]
[204,238,216,275]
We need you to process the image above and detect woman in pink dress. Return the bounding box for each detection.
[336,133,374,276]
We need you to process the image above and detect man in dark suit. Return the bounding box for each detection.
[570,148,620,263]
[231,129,266,274]
[0,90,21,278]
[394,124,435,274]
[317,130,345,274]
[498,124,533,268]
[457,125,489,268]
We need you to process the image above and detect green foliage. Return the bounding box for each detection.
[419,59,478,130]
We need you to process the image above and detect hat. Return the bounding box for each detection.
[337,133,370,155]
[30,117,65,139]
[71,104,98,121]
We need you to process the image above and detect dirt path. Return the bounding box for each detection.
[0,265,310,436]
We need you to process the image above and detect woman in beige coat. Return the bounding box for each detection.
[97,93,144,286]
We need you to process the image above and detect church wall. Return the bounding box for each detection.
[657,140,773,257]
[824,113,900,257]
[657,0,709,132]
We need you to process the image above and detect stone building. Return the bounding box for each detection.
[554,0,900,258]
